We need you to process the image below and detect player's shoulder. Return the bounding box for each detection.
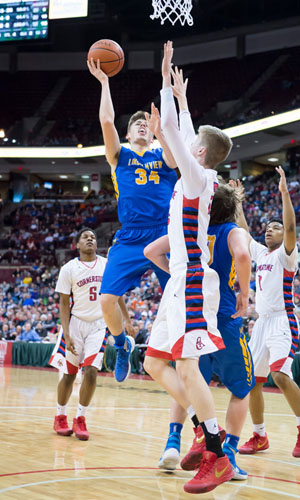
[96,254,108,266]
[60,257,79,272]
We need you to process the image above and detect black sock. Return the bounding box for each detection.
[200,422,224,458]
[191,414,200,428]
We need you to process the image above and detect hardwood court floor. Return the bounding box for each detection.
[0,366,299,499]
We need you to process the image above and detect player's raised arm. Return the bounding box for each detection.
[171,66,196,148]
[87,58,121,170]
[229,179,251,238]
[276,166,296,255]
[144,235,170,275]
[228,227,251,318]
[145,103,177,169]
[160,41,206,194]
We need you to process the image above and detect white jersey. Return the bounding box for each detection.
[161,87,219,274]
[55,255,107,323]
[250,239,298,316]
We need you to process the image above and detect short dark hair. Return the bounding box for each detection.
[266,218,283,227]
[75,227,97,243]
[209,184,242,226]
[127,111,146,132]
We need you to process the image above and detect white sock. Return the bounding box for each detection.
[186,405,196,419]
[204,417,218,435]
[57,404,67,416]
[76,403,88,418]
[253,423,265,437]
[296,416,300,426]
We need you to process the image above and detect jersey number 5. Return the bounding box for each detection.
[89,286,97,301]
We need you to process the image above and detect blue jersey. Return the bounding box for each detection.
[208,222,237,317]
[112,146,177,227]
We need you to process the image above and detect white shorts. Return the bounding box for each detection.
[49,315,107,374]
[146,264,224,360]
[249,311,299,382]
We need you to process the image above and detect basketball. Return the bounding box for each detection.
[87,39,124,77]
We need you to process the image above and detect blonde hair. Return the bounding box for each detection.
[198,125,233,169]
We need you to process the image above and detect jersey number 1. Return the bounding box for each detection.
[89,286,97,301]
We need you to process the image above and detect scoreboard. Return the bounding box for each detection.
[0,0,48,42]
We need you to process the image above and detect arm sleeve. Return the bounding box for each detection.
[160,87,207,198]
[55,265,71,295]
[277,243,299,271]
[179,111,197,149]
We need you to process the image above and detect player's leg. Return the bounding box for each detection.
[209,319,255,478]
[169,266,233,493]
[239,317,270,454]
[144,356,191,409]
[270,312,300,457]
[158,399,186,470]
[53,319,83,436]
[223,394,249,479]
[271,371,300,457]
[72,324,107,440]
[176,359,233,494]
[55,373,77,436]
[180,354,226,472]
[100,236,152,383]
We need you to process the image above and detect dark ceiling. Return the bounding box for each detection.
[9,0,300,53]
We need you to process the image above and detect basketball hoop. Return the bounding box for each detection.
[150,0,194,26]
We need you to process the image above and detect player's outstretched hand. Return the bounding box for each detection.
[171,66,188,100]
[276,165,288,194]
[87,58,108,84]
[124,318,136,339]
[65,335,77,355]
[162,40,173,78]
[228,179,245,201]
[145,103,161,138]
[231,293,248,319]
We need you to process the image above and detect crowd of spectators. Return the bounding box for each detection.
[0,197,117,266]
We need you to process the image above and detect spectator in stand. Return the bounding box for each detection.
[35,322,48,338]
[19,322,41,342]
[1,324,9,339]
[42,313,56,332]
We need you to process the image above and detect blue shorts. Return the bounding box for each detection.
[199,316,255,399]
[100,224,170,296]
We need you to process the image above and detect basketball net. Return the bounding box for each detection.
[150,0,194,26]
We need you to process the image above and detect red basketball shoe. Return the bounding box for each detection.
[184,451,234,494]
[292,426,300,457]
[239,433,269,454]
[53,415,73,436]
[72,416,90,441]
[181,425,226,471]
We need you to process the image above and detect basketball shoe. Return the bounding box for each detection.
[72,416,89,441]
[292,426,300,457]
[181,425,226,471]
[184,450,234,494]
[239,433,269,454]
[222,443,248,480]
[158,447,180,470]
[114,335,135,383]
[53,415,73,436]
